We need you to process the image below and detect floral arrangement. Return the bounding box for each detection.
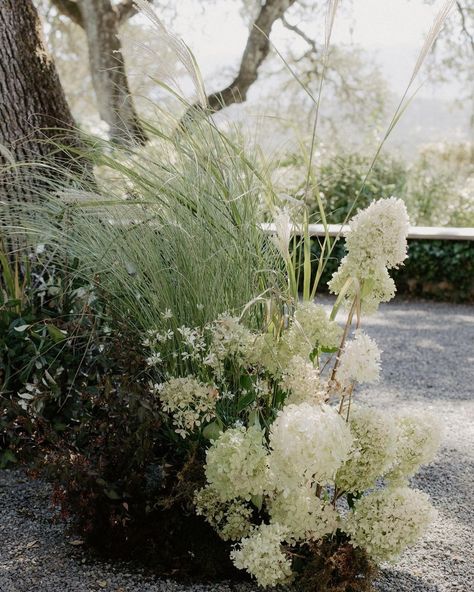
[143,197,441,588]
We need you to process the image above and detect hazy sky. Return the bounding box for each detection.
[172,0,454,99]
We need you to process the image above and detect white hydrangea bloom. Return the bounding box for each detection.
[268,403,353,492]
[386,412,442,484]
[205,425,268,501]
[329,258,396,314]
[345,197,410,270]
[280,356,326,406]
[329,198,408,313]
[230,523,293,588]
[245,332,282,375]
[345,486,437,562]
[336,406,398,492]
[156,376,219,438]
[194,486,254,541]
[281,302,342,361]
[268,487,339,543]
[336,330,381,387]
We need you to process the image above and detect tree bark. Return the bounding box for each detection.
[0,0,88,204]
[77,0,147,145]
[183,0,297,124]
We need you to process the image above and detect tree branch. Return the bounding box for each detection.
[183,0,297,121]
[456,1,474,52]
[281,15,318,55]
[49,0,84,27]
[116,0,153,25]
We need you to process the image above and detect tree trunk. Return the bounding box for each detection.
[0,0,87,201]
[78,0,147,146]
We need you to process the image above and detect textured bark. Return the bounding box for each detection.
[183,0,297,123]
[77,0,147,145]
[0,0,88,205]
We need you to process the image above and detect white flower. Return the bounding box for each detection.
[329,257,396,314]
[345,197,410,270]
[156,376,219,438]
[146,352,162,366]
[272,208,292,260]
[328,198,409,313]
[205,425,268,501]
[336,406,399,492]
[268,403,353,492]
[280,356,326,406]
[336,330,381,387]
[194,486,254,541]
[345,486,437,562]
[268,487,339,543]
[281,302,342,361]
[386,412,442,484]
[230,523,293,588]
[208,314,255,366]
[161,308,173,319]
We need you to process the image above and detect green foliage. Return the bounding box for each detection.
[310,238,474,303]
[280,145,473,227]
[0,244,112,466]
[309,153,407,224]
[392,239,474,302]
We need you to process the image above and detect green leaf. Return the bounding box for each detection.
[104,488,121,500]
[46,324,67,343]
[202,420,222,441]
[237,391,256,412]
[251,494,263,511]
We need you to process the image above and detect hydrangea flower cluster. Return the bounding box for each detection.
[336,406,398,492]
[268,403,354,492]
[329,197,409,313]
[336,330,382,387]
[194,486,254,541]
[205,425,268,501]
[345,486,437,562]
[387,412,442,483]
[155,376,219,438]
[280,355,325,405]
[230,523,293,588]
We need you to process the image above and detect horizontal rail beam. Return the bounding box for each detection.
[260,223,474,241]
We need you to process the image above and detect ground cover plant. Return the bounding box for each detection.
[0,0,455,589]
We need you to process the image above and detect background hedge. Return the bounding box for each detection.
[309,238,474,303]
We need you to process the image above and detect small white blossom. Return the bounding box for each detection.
[156,376,219,438]
[336,330,381,387]
[230,523,293,588]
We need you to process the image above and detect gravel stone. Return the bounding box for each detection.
[1,298,473,592]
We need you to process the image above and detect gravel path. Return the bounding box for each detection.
[1,299,473,592]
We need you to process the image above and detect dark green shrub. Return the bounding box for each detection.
[308,153,407,223]
[0,246,112,466]
[308,238,473,303]
[44,340,241,581]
